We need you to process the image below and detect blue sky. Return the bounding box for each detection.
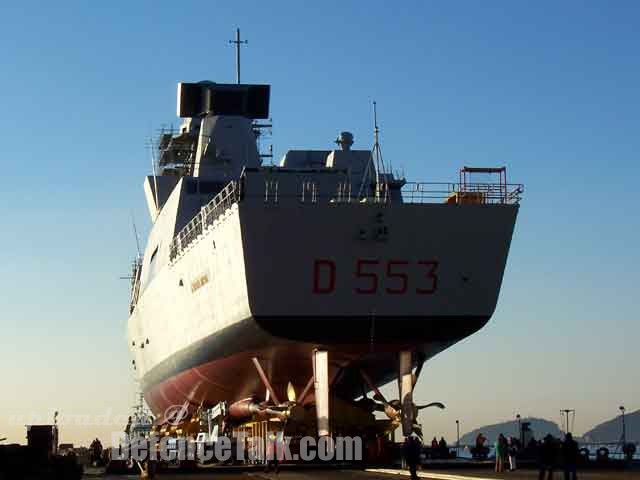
[1,1,638,445]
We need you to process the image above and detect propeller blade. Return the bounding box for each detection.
[416,401,446,410]
[384,404,400,421]
[413,353,426,387]
[360,369,389,405]
[412,424,424,440]
[286,381,296,403]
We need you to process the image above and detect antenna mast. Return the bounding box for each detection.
[372,101,389,202]
[148,135,160,220]
[131,213,142,259]
[229,28,248,84]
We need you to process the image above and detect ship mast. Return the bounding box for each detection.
[372,101,389,202]
[229,28,248,84]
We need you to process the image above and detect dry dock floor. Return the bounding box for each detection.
[84,466,640,480]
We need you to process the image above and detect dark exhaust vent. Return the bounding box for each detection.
[177,82,270,119]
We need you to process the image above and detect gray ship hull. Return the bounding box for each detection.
[129,179,518,415]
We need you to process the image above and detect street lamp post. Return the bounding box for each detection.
[560,409,575,434]
[456,420,460,456]
[516,414,522,445]
[619,406,626,446]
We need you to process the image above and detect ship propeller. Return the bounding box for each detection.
[360,362,444,438]
[360,370,403,420]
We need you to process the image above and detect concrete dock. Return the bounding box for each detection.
[83,466,640,480]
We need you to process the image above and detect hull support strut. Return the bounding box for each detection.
[313,349,330,437]
[252,357,281,405]
[399,350,414,437]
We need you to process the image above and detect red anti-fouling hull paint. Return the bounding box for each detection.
[142,315,488,418]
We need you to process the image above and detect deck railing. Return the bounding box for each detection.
[402,182,524,205]
[169,179,523,261]
[169,181,241,261]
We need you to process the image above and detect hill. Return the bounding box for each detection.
[459,417,564,445]
[583,409,640,443]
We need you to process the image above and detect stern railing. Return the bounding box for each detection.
[169,178,523,261]
[402,182,524,205]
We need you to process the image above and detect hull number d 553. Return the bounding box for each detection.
[312,259,438,295]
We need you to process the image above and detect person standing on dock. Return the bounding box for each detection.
[403,434,422,480]
[562,433,579,480]
[474,433,489,459]
[264,432,281,474]
[495,434,506,472]
[430,437,438,459]
[538,434,557,480]
[438,437,448,458]
[508,436,518,471]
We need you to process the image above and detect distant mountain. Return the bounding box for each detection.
[459,417,564,445]
[583,410,640,443]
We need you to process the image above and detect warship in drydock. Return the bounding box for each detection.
[126,48,523,449]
